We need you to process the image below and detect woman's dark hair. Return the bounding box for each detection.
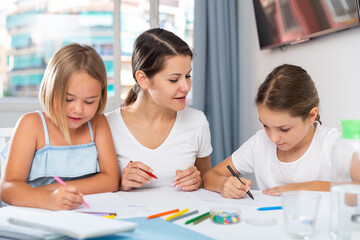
[124,28,193,106]
[255,64,321,124]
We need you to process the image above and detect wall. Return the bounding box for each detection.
[239,0,360,142]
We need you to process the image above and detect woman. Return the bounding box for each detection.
[106,28,212,191]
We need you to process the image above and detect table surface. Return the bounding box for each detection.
[0,189,332,240]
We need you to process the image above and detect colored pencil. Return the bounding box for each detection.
[169,210,199,222]
[130,161,158,179]
[53,176,90,208]
[193,213,210,225]
[257,206,282,211]
[227,165,254,200]
[185,212,210,225]
[147,209,179,219]
[80,212,117,216]
[166,208,189,221]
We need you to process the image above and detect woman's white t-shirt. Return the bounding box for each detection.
[232,123,339,190]
[106,107,212,188]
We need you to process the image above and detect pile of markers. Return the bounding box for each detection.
[147,208,210,225]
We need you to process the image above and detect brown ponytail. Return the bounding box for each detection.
[315,114,322,125]
[255,64,322,125]
[123,83,141,107]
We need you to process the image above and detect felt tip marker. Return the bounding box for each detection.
[147,209,179,219]
[53,176,90,208]
[130,161,158,179]
[226,165,254,200]
[257,206,282,211]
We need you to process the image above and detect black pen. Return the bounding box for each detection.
[227,165,254,200]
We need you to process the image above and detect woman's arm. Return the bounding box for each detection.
[202,156,252,199]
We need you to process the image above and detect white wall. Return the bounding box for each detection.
[239,0,360,142]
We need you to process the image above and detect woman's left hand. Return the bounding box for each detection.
[172,166,201,191]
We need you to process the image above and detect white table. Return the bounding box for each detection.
[0,189,332,240]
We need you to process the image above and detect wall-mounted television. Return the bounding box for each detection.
[253,0,360,50]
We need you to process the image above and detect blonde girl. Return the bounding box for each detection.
[0,43,119,210]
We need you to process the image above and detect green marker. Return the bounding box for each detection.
[185,212,210,225]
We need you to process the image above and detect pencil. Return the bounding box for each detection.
[53,176,91,208]
[130,161,158,179]
[257,206,282,211]
[169,210,199,222]
[185,212,210,225]
[166,208,189,221]
[147,209,179,219]
[193,213,210,225]
[226,165,254,200]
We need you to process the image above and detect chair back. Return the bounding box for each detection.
[0,128,13,207]
[0,128,13,150]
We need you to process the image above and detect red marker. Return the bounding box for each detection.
[130,161,158,179]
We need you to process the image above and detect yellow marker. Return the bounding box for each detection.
[103,215,116,219]
[166,208,189,221]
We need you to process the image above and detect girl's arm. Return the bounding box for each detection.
[172,155,211,191]
[0,113,83,210]
[40,114,120,194]
[262,181,330,196]
[202,156,252,199]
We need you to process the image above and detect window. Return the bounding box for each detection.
[0,0,194,111]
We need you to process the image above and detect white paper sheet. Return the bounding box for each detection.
[116,187,204,207]
[75,192,146,217]
[192,189,282,207]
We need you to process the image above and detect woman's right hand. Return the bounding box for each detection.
[220,176,252,199]
[120,161,153,191]
[47,185,83,210]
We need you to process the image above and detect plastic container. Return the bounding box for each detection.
[330,119,360,239]
[210,208,240,224]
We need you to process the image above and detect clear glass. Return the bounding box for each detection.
[282,191,321,239]
[330,123,360,240]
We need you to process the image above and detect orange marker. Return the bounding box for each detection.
[147,209,179,219]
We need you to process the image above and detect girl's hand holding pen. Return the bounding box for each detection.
[121,161,155,191]
[221,176,252,199]
[48,185,83,210]
[172,166,201,191]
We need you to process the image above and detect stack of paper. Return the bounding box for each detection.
[1,207,137,239]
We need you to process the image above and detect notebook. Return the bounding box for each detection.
[0,219,63,240]
[8,210,138,239]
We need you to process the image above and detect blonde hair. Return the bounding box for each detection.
[39,43,107,143]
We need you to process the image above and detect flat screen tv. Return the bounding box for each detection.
[253,0,360,50]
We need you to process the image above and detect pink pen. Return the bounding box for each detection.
[53,176,90,208]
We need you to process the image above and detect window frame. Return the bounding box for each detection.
[0,0,161,113]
